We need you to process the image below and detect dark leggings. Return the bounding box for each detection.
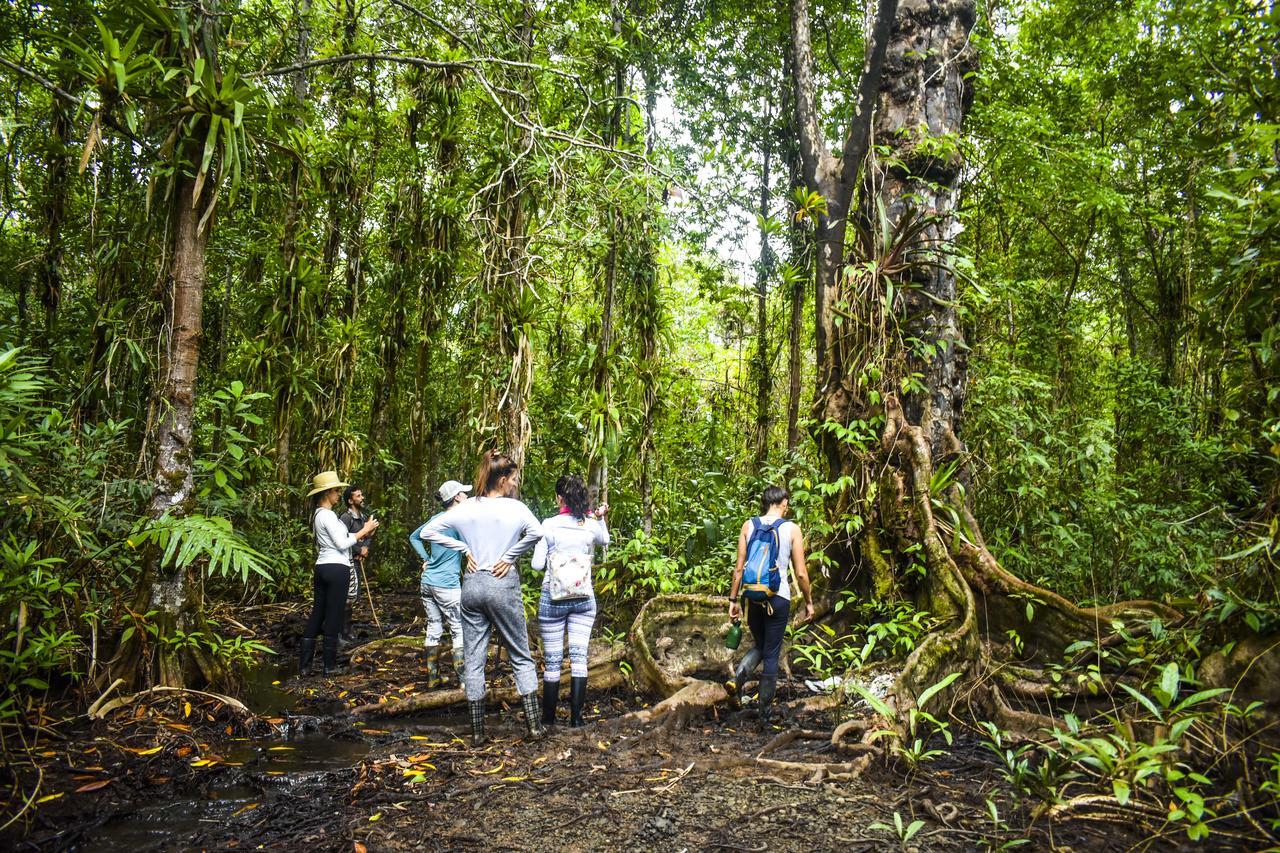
[746,596,791,677]
[303,563,351,641]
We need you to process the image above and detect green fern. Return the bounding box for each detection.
[128,514,274,583]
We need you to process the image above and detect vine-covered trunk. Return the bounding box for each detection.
[792,0,1177,730]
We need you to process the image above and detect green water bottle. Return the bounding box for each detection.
[725,618,743,650]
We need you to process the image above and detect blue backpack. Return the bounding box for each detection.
[741,517,785,601]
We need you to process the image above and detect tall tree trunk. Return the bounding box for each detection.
[108,1,232,691]
[782,51,808,456]
[111,175,220,690]
[637,61,662,534]
[788,0,1174,732]
[40,97,70,334]
[408,67,462,515]
[272,0,312,489]
[588,0,628,506]
[752,93,776,469]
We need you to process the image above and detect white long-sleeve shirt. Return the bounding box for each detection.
[313,507,358,566]
[421,496,543,573]
[531,514,610,583]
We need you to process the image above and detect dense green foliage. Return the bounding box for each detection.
[0,0,1277,840]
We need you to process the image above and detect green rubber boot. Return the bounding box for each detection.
[425,645,441,689]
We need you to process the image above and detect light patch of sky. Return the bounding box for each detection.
[651,92,764,282]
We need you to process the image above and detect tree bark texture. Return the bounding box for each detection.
[752,93,775,468]
[867,0,973,457]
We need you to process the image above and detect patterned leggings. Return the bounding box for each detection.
[537,588,596,682]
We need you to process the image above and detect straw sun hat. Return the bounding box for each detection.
[306,470,348,497]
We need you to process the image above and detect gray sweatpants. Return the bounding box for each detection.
[460,569,539,702]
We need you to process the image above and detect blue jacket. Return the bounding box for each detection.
[410,511,462,588]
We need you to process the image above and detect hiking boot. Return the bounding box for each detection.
[521,690,546,740]
[424,645,441,689]
[468,700,488,747]
[298,637,317,677]
[758,674,778,727]
[541,679,560,727]
[569,676,588,728]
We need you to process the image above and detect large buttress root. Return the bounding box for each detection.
[874,396,1184,729]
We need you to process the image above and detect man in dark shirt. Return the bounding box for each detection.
[338,485,373,641]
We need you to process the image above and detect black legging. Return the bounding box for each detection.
[747,596,791,677]
[303,563,351,641]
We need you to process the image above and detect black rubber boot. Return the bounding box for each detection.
[569,676,588,728]
[758,674,778,726]
[521,691,545,739]
[726,648,761,709]
[541,680,559,727]
[339,601,354,644]
[298,638,317,676]
[322,636,346,675]
[468,700,488,747]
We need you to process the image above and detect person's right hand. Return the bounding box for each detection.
[491,560,513,578]
[728,600,740,620]
[362,518,380,537]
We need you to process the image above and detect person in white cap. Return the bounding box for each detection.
[301,471,379,675]
[409,479,472,688]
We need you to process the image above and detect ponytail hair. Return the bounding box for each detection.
[760,485,789,514]
[556,474,590,520]
[474,450,518,496]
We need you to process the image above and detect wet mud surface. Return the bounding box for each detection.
[2,593,1185,851]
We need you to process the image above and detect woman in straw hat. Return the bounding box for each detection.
[301,471,379,675]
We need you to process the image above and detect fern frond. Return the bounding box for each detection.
[128,513,274,583]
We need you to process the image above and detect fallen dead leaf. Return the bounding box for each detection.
[36,792,64,804]
[75,779,112,793]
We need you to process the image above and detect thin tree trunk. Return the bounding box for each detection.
[41,97,70,334]
[588,0,628,505]
[752,93,775,468]
[273,0,311,488]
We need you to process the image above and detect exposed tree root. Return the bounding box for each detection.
[90,685,250,720]
[866,397,1191,736]
[695,753,873,785]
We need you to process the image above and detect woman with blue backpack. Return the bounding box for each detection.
[726,485,814,724]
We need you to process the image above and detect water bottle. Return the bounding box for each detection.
[724,618,743,650]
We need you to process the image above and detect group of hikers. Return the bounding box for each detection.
[299,450,814,746]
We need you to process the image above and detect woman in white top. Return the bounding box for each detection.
[301,471,378,676]
[726,485,813,724]
[530,475,609,727]
[421,451,545,745]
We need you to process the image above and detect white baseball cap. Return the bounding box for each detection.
[437,480,472,504]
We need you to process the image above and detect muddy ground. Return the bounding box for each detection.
[2,593,1199,851]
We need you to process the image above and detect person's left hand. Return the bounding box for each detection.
[465,554,478,573]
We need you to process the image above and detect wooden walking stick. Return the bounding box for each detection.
[359,557,384,637]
